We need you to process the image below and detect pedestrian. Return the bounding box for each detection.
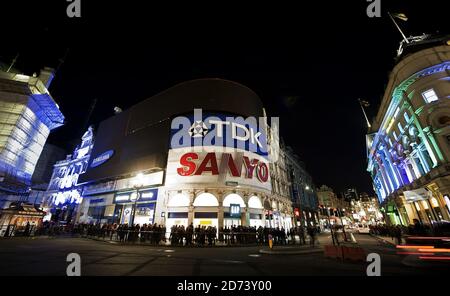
[24,222,30,237]
[395,225,402,245]
[307,226,316,247]
[299,226,305,245]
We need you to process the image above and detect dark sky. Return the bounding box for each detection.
[1,1,448,194]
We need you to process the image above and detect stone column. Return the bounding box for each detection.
[218,200,224,229]
[187,191,195,225]
[262,196,267,227]
[242,193,249,226]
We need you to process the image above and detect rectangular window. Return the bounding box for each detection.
[404,112,410,122]
[422,89,438,103]
[393,131,398,141]
[397,122,404,134]
[194,212,218,219]
[168,212,188,218]
[389,138,393,147]
[393,107,400,118]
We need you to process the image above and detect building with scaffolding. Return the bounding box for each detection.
[0,67,65,208]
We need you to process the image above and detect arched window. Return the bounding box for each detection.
[271,200,278,210]
[167,193,190,207]
[248,196,263,209]
[223,193,246,208]
[193,193,219,207]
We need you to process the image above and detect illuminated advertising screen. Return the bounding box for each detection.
[165,111,272,193]
[79,79,265,184]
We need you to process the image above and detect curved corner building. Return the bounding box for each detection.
[77,79,294,230]
[366,36,450,225]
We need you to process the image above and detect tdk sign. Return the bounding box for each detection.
[171,110,268,157]
[90,150,114,168]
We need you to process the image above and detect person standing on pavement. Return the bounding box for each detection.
[395,225,402,245]
[307,226,316,247]
[299,226,306,245]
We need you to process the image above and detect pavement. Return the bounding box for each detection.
[259,245,322,255]
[0,233,449,276]
[371,235,398,246]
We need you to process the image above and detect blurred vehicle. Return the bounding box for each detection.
[357,224,370,234]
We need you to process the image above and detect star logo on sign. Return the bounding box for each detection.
[188,121,208,138]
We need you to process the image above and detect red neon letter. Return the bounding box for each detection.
[177,153,198,176]
[225,153,242,177]
[195,153,219,175]
[243,156,259,178]
[257,162,269,182]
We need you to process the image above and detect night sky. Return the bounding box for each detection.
[1,1,448,194]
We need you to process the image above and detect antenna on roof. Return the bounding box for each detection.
[55,48,70,75]
[6,53,19,73]
[81,98,98,136]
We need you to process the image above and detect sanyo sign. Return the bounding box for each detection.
[170,109,269,157]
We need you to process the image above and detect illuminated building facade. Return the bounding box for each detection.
[267,141,296,230]
[316,185,350,228]
[42,127,94,223]
[284,146,318,227]
[0,67,64,208]
[76,79,295,230]
[350,193,383,225]
[366,36,450,225]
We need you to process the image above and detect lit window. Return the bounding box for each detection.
[397,122,404,134]
[421,200,429,210]
[248,196,263,209]
[430,197,439,208]
[414,202,421,211]
[403,112,410,123]
[167,193,190,207]
[393,107,400,118]
[193,193,219,207]
[223,193,246,208]
[422,89,438,103]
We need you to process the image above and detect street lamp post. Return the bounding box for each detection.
[129,173,145,227]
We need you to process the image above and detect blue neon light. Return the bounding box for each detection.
[90,150,114,168]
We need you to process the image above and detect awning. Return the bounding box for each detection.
[404,188,432,203]
[0,203,46,217]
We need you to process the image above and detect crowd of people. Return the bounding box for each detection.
[369,224,403,244]
[76,223,167,244]
[169,224,321,246]
[369,219,450,244]
[30,221,321,247]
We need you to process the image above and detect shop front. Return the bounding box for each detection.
[192,193,219,229]
[165,192,190,231]
[113,188,158,226]
[0,203,45,237]
[163,191,268,229]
